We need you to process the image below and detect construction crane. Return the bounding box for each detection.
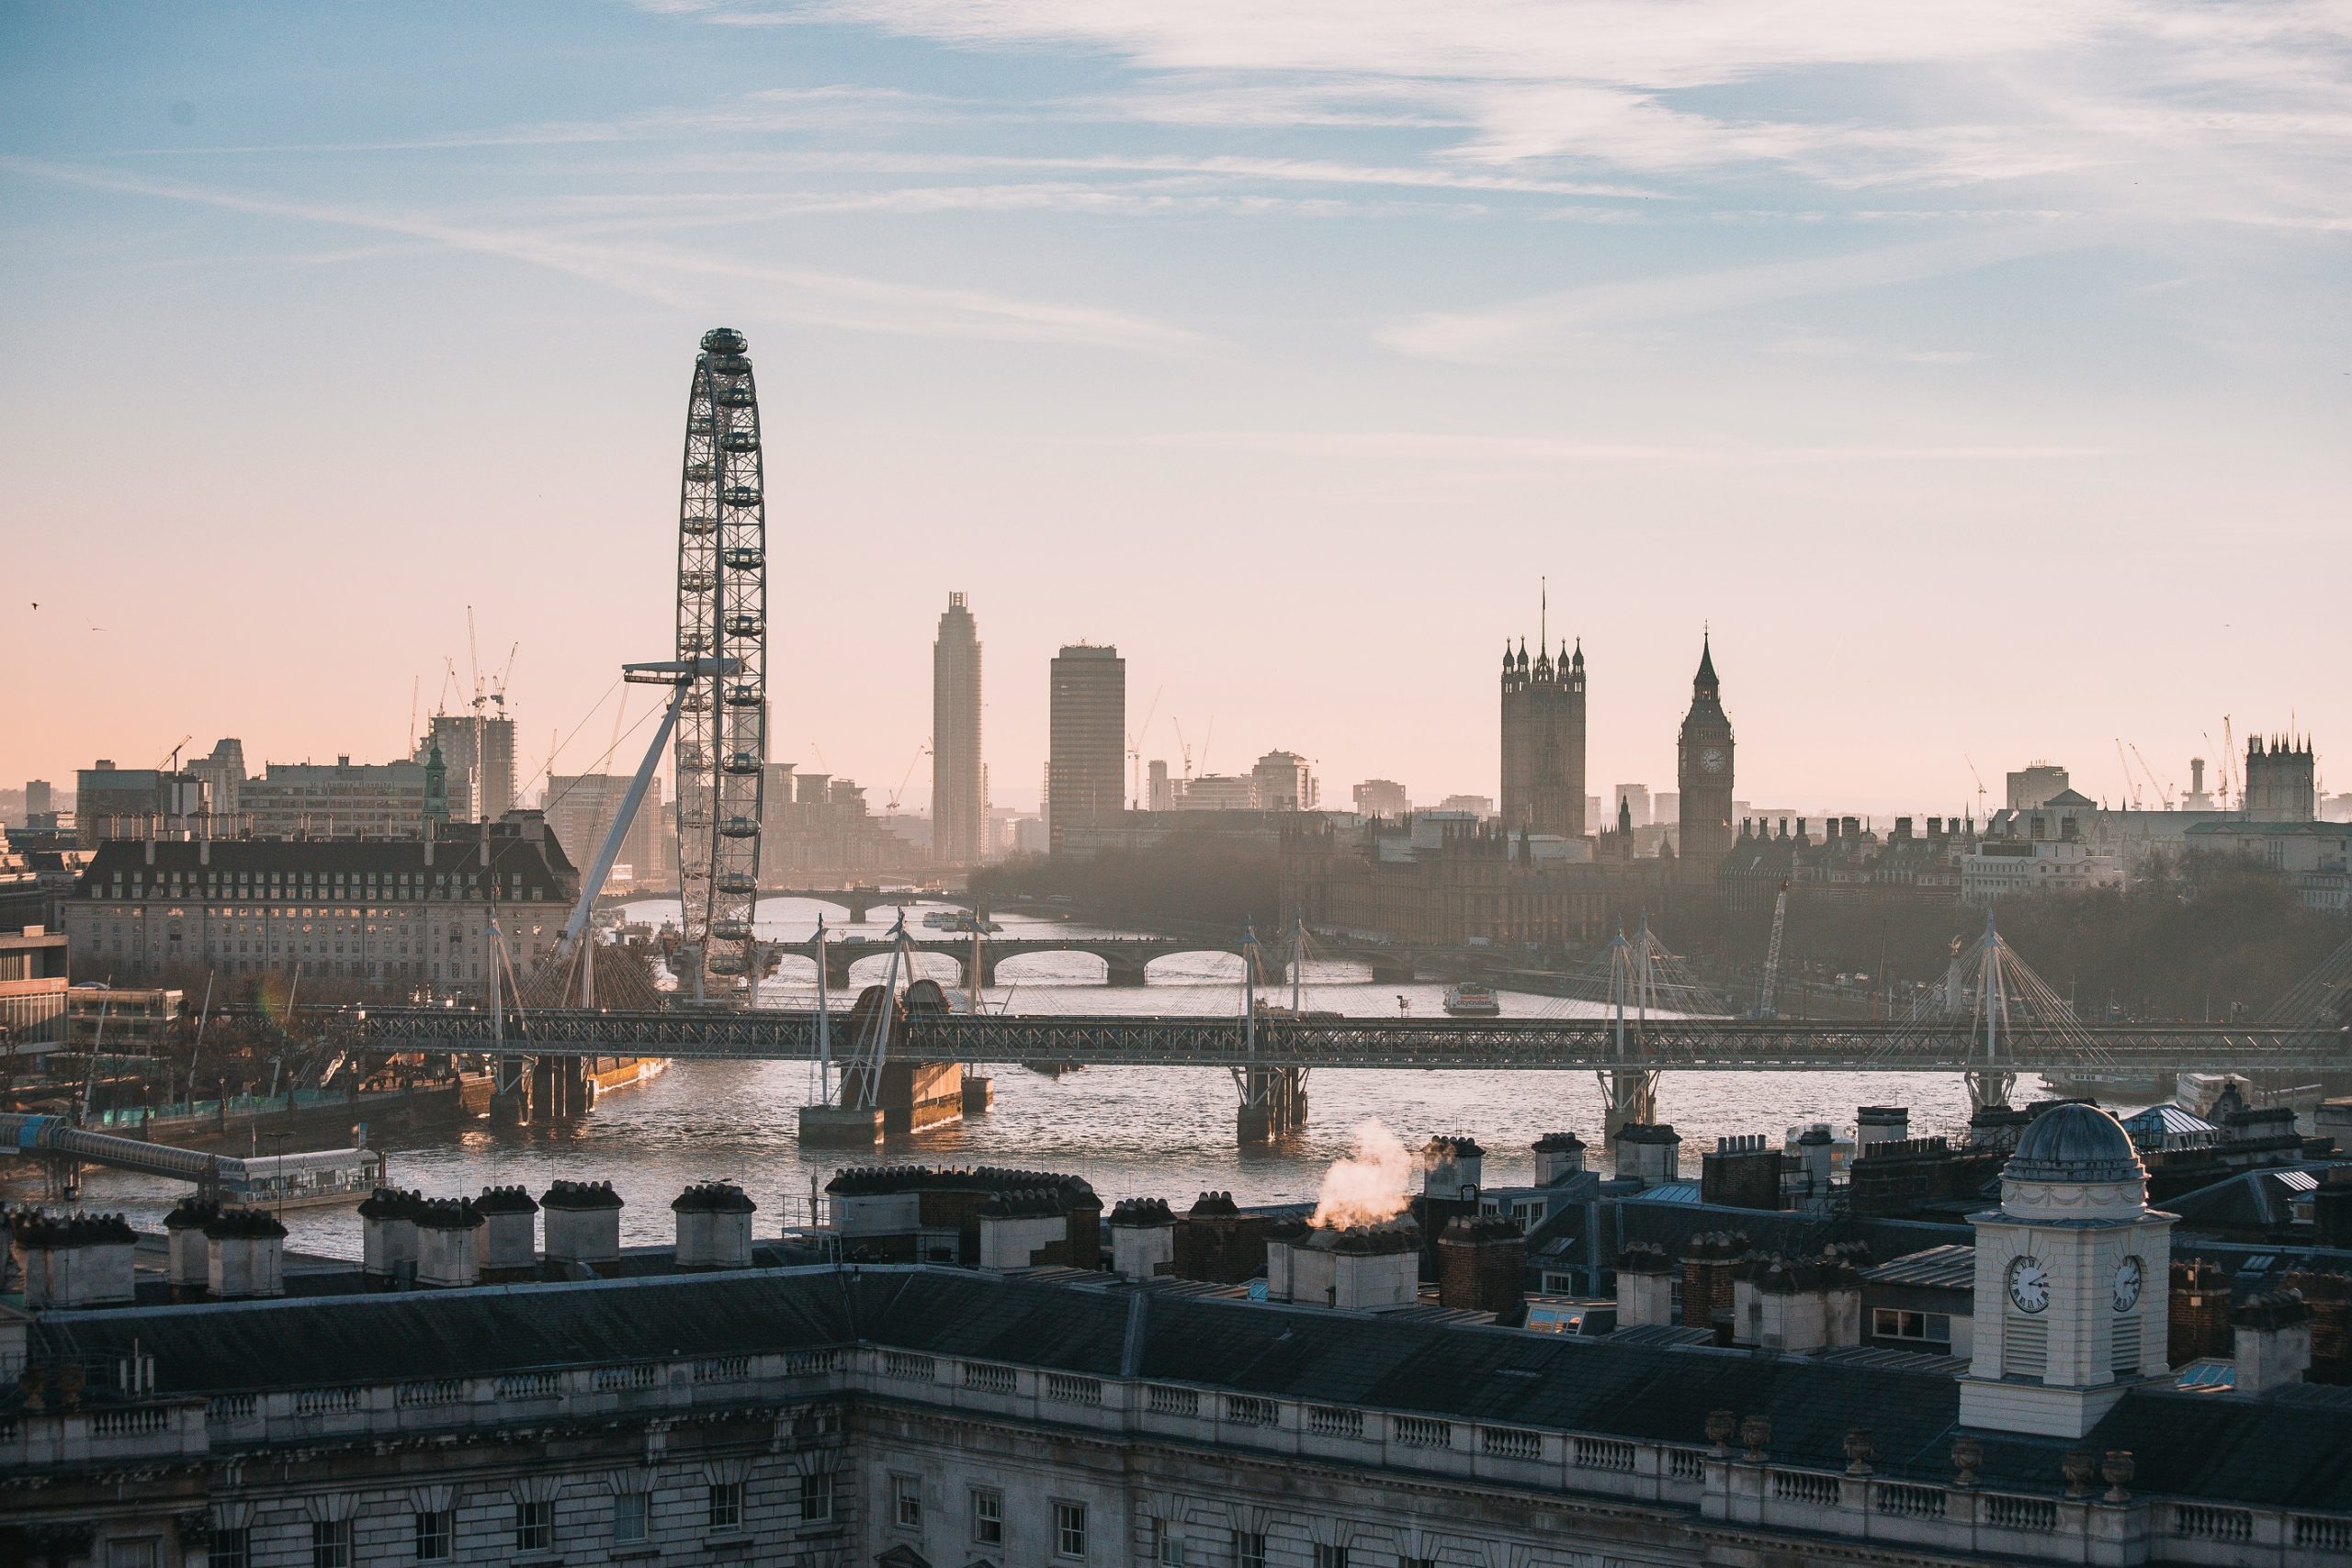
[155,735,191,772]
[2113,739,2142,809]
[1172,719,1194,784]
[2129,742,2172,809]
[1128,686,1162,810]
[2222,715,2236,808]
[1963,754,1988,822]
[1757,880,1789,1019]
[492,642,518,713]
[885,743,930,815]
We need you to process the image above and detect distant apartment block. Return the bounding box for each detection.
[1352,779,1409,820]
[241,757,429,840]
[546,773,667,886]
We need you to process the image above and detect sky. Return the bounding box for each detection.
[2,0,2347,818]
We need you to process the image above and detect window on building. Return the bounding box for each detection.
[311,1521,352,1568]
[893,1474,923,1529]
[1314,1547,1350,1568]
[613,1494,648,1544]
[207,1529,251,1568]
[106,1541,159,1568]
[1871,1309,1952,1345]
[1233,1531,1266,1568]
[799,1472,835,1523]
[514,1500,554,1552]
[709,1481,744,1530]
[971,1487,1004,1546]
[1055,1502,1089,1561]
[414,1508,454,1560]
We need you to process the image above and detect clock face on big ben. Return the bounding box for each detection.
[1697,747,1725,775]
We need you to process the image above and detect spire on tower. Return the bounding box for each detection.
[1695,630,1718,691]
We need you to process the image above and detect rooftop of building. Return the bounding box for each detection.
[25,1259,2352,1511]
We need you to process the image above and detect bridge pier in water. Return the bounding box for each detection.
[491,1055,599,1125]
[1235,1066,1308,1145]
[1600,1069,1660,1140]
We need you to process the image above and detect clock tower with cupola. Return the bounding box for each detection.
[1676,634,1735,876]
[1959,1102,2174,1438]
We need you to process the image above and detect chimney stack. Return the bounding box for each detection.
[164,1197,220,1298]
[359,1187,424,1285]
[1857,1106,1909,1150]
[1613,1122,1681,1186]
[203,1208,288,1299]
[540,1179,624,1267]
[14,1213,137,1309]
[672,1182,756,1269]
[2233,1292,2313,1393]
[1613,1241,1675,1326]
[415,1200,483,1288]
[1108,1198,1177,1281]
[1437,1215,1524,1315]
[1531,1131,1587,1185]
[1421,1136,1485,1201]
[475,1186,540,1280]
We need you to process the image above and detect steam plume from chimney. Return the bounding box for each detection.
[1310,1120,1419,1229]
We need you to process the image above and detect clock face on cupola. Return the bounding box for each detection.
[1960,1103,2176,1440]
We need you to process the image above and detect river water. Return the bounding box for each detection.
[64,897,2043,1258]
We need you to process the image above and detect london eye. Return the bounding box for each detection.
[673,327,767,989]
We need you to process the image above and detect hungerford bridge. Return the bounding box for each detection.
[340,908,2352,1142]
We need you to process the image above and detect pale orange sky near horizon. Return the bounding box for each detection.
[4,2,2347,816]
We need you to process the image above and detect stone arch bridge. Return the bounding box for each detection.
[782,935,1416,989]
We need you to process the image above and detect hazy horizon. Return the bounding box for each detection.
[5,3,2347,817]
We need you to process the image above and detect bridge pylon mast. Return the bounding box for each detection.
[1600,921,1659,1136]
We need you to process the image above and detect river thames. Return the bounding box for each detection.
[66,897,2042,1258]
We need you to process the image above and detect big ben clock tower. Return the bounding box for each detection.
[1676,633,1735,874]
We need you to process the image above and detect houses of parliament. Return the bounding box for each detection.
[1281,630,1736,948]
[1498,630,1735,874]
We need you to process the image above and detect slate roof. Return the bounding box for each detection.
[26,1261,2352,1511]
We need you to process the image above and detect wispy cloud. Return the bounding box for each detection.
[0,156,1207,355]
[1380,227,2083,361]
[1088,428,2105,463]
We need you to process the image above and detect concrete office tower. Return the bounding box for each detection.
[1047,645,1124,853]
[1677,635,1736,874]
[2007,762,2070,812]
[1148,760,1174,811]
[1613,784,1650,827]
[426,712,516,822]
[1499,636,1587,839]
[2245,736,2317,822]
[24,781,52,821]
[933,592,986,866]
[188,739,247,823]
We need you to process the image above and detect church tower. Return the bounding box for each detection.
[1675,634,1734,873]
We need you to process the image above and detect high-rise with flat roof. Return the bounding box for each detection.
[932,592,986,866]
[1047,644,1124,853]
